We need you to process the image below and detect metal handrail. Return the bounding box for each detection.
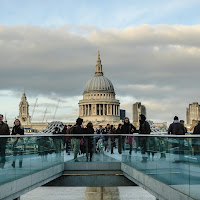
[0,133,200,138]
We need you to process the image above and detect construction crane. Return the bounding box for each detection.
[53,99,60,121]
[42,108,47,123]
[31,98,38,122]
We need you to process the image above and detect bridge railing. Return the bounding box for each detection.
[0,134,200,199]
[0,135,65,186]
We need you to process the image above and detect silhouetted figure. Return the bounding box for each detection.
[70,118,84,161]
[193,121,200,162]
[139,114,151,162]
[11,119,24,168]
[168,116,186,162]
[104,124,111,152]
[84,122,94,161]
[116,124,122,154]
[121,117,136,155]
[0,114,10,169]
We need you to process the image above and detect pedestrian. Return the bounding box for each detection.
[65,125,72,155]
[168,116,186,162]
[53,127,62,160]
[139,114,151,162]
[104,124,110,152]
[0,114,10,169]
[116,124,122,154]
[192,121,200,162]
[84,122,94,161]
[121,117,136,155]
[180,120,188,134]
[11,119,24,168]
[110,125,116,154]
[168,116,185,135]
[70,118,84,161]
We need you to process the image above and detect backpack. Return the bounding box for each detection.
[68,125,76,134]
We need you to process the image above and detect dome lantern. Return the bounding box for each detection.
[95,51,103,76]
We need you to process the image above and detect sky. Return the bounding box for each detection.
[0,0,200,125]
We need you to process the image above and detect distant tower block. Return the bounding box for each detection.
[18,89,31,124]
[133,102,146,128]
[79,51,120,124]
[187,102,200,125]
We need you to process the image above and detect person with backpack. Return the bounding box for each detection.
[139,114,151,162]
[168,116,186,162]
[69,118,84,161]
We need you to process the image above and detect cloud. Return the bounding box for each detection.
[0,24,200,124]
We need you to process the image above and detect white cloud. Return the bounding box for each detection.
[0,24,200,125]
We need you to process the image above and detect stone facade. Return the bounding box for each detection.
[133,102,146,128]
[79,52,120,125]
[18,89,31,125]
[186,102,200,125]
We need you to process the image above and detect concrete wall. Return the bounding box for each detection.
[121,163,194,200]
[0,164,64,200]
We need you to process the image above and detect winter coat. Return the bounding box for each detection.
[193,123,200,134]
[12,126,24,135]
[121,123,136,134]
[139,121,151,134]
[168,120,185,135]
[0,122,10,135]
[0,122,10,144]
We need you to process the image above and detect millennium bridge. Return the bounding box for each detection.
[0,134,199,200]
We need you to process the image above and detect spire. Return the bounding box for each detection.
[21,88,27,101]
[95,51,103,76]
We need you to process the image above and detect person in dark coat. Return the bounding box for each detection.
[0,114,10,168]
[180,120,187,134]
[84,122,94,161]
[53,127,62,157]
[168,116,186,162]
[121,117,136,155]
[104,124,110,152]
[193,121,200,162]
[11,119,24,168]
[116,124,122,154]
[70,118,84,161]
[168,116,185,135]
[110,125,116,154]
[139,114,151,162]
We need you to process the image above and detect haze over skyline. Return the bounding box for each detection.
[0,0,200,125]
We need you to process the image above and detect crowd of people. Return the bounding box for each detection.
[1,113,200,168]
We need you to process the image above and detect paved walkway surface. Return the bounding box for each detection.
[21,186,156,200]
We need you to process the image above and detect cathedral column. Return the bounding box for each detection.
[113,104,115,116]
[88,104,90,116]
[107,104,109,115]
[95,104,97,115]
[84,105,87,116]
[117,105,119,116]
[103,104,105,115]
[97,104,99,115]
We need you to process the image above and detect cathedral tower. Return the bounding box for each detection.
[18,89,31,124]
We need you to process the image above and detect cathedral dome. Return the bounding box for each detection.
[84,75,115,93]
[84,51,115,94]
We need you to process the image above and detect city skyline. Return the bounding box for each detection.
[0,1,200,125]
